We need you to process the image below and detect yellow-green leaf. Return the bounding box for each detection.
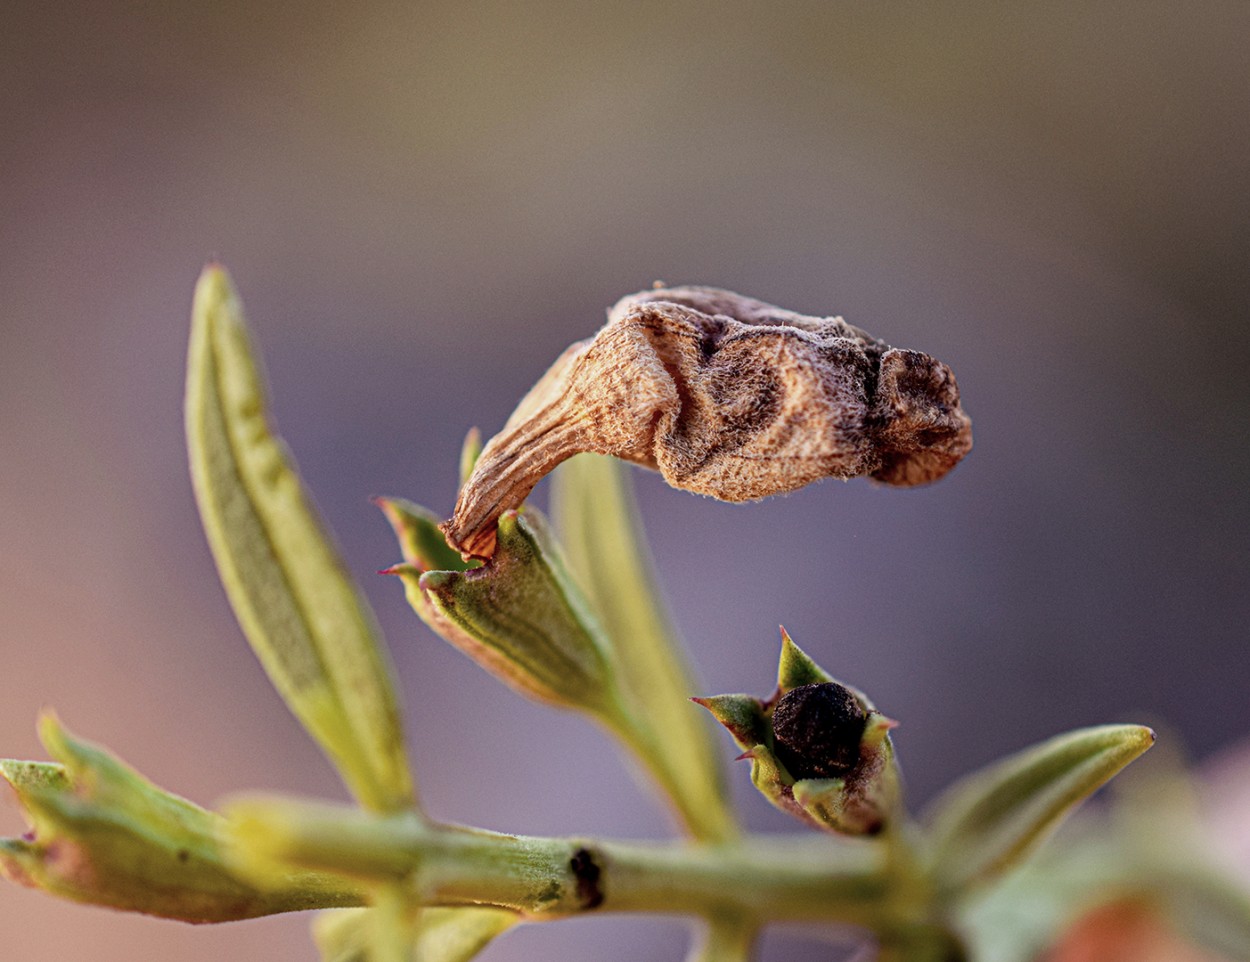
[314,905,516,962]
[551,454,736,842]
[924,724,1155,895]
[685,916,758,961]
[186,265,413,813]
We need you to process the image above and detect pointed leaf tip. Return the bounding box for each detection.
[924,723,1156,896]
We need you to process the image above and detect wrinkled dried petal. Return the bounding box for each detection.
[445,286,972,558]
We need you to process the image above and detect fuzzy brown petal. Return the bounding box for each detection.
[443,286,972,558]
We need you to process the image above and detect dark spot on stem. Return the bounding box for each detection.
[569,847,604,910]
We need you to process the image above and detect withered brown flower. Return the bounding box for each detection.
[444,286,972,558]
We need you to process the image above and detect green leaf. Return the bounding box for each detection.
[314,906,516,962]
[458,427,482,487]
[686,916,758,961]
[369,885,421,962]
[186,265,413,813]
[924,724,1155,895]
[551,453,736,842]
[0,714,362,921]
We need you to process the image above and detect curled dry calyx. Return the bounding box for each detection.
[443,286,973,558]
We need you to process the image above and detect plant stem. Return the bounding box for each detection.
[228,800,911,928]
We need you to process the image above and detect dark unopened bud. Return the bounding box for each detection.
[771,683,866,780]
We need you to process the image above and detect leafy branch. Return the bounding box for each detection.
[3,266,1242,961]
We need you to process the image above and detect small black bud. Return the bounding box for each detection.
[771,682,866,780]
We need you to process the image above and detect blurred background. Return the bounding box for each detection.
[2,2,1248,959]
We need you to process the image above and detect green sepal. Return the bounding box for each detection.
[791,721,901,837]
[387,509,617,713]
[778,629,874,710]
[776,628,833,690]
[0,714,362,922]
[314,905,516,962]
[186,264,414,813]
[923,723,1156,896]
[688,694,770,751]
[376,496,476,574]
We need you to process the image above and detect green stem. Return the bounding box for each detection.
[228,800,918,929]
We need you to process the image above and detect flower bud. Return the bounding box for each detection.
[381,503,618,714]
[0,713,358,921]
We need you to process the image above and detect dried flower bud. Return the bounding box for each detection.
[771,682,866,780]
[444,286,972,558]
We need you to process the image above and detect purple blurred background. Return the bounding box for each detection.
[2,3,1248,959]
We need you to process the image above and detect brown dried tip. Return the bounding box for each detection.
[443,287,972,558]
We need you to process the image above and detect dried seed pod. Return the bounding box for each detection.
[770,682,867,780]
[695,629,902,836]
[444,286,972,558]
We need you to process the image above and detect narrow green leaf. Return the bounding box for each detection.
[875,924,969,962]
[314,906,516,962]
[370,885,420,962]
[552,453,736,842]
[685,916,758,961]
[186,265,413,813]
[924,724,1155,895]
[458,427,482,487]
